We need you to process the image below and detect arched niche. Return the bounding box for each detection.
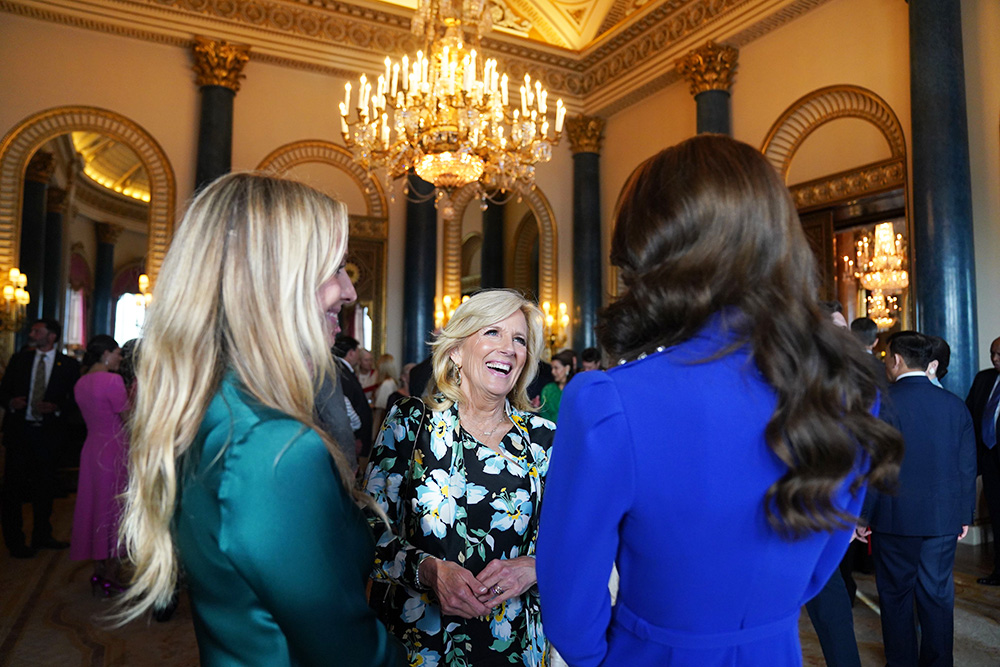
[0,106,175,286]
[257,140,390,353]
[761,85,910,328]
[445,184,558,307]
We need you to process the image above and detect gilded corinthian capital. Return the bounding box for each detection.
[192,37,251,92]
[26,151,56,183]
[566,115,606,154]
[675,41,739,96]
[96,222,124,245]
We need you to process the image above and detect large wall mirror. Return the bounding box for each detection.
[763,86,911,341]
[257,141,388,355]
[0,106,175,361]
[448,184,558,308]
[459,199,541,299]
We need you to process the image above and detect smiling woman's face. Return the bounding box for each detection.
[450,310,528,404]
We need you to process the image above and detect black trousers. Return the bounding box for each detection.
[1,423,60,549]
[980,446,1000,573]
[873,532,957,667]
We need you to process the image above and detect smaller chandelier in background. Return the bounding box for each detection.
[1,268,30,332]
[855,221,908,293]
[135,273,152,309]
[340,0,565,205]
[866,290,899,331]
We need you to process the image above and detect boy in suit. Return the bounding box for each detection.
[864,331,976,666]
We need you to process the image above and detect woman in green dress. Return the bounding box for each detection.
[364,289,556,666]
[538,349,575,423]
[116,173,404,666]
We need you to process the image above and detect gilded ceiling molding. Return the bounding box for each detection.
[447,184,558,308]
[490,0,533,37]
[96,222,125,245]
[192,36,251,91]
[75,176,149,226]
[46,187,68,214]
[761,85,906,180]
[675,40,738,96]
[25,151,56,183]
[566,115,606,154]
[255,140,387,220]
[0,0,190,48]
[503,0,571,47]
[789,158,906,211]
[0,106,175,284]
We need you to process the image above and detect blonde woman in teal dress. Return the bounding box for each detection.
[364,289,556,667]
[116,174,403,666]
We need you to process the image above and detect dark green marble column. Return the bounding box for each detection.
[402,173,437,365]
[566,116,606,353]
[42,187,66,321]
[481,201,505,289]
[91,223,122,337]
[909,0,977,395]
[676,41,739,136]
[20,151,55,324]
[192,37,250,191]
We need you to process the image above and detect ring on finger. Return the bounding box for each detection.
[492,584,503,596]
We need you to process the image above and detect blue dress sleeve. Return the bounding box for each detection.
[220,420,403,667]
[536,372,634,667]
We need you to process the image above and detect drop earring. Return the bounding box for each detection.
[455,365,462,386]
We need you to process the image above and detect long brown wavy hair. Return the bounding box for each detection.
[598,134,902,538]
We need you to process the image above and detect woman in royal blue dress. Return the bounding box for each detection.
[536,135,903,666]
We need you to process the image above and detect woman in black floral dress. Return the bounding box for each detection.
[364,289,555,666]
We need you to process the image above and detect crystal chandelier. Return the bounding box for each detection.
[855,221,908,293]
[866,289,898,331]
[339,0,565,202]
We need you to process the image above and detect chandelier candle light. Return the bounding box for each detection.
[340,0,565,206]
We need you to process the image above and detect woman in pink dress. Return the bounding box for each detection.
[70,334,128,596]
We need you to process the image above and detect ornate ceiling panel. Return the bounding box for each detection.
[3,0,834,116]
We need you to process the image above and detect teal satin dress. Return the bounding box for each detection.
[174,375,404,666]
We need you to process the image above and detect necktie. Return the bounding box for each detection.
[984,381,1000,450]
[30,352,47,415]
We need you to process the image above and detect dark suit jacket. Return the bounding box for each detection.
[966,367,999,468]
[867,375,977,536]
[0,348,80,435]
[335,356,373,455]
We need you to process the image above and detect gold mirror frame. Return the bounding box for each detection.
[257,140,389,353]
[761,84,907,206]
[446,184,558,306]
[0,106,176,287]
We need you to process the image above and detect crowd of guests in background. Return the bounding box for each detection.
[1,135,998,667]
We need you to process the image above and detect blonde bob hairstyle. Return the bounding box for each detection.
[427,289,544,412]
[115,172,362,623]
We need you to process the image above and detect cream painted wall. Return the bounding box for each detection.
[963,0,1000,367]
[0,14,198,202]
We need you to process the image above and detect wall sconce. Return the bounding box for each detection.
[135,273,152,308]
[435,294,469,330]
[542,301,569,357]
[1,268,30,332]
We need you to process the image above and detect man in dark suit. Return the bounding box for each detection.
[851,316,889,390]
[0,319,80,558]
[965,335,1000,585]
[333,334,373,462]
[864,331,977,666]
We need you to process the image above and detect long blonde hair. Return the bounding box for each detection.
[427,289,543,412]
[115,173,359,621]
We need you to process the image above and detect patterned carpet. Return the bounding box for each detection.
[1,495,998,666]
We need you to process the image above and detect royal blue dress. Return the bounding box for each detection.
[536,317,865,666]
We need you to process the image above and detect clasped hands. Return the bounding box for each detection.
[417,555,536,619]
